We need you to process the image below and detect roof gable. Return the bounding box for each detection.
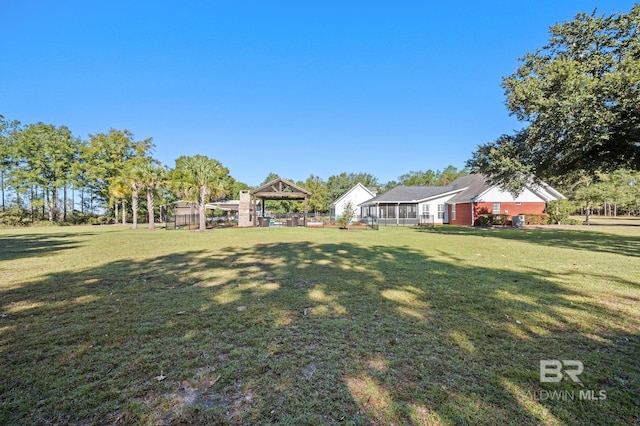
[446,174,565,203]
[250,177,311,199]
[446,174,492,203]
[331,183,376,207]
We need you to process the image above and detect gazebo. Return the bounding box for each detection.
[250,178,312,226]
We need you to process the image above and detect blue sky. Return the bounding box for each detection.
[1,1,636,186]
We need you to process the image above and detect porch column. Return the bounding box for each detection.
[252,196,257,226]
[470,202,474,227]
[304,195,308,226]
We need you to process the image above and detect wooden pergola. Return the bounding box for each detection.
[250,178,312,226]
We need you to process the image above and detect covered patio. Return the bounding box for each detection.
[250,178,312,227]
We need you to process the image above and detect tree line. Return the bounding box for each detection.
[0,115,469,228]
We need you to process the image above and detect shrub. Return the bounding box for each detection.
[521,213,549,225]
[475,214,491,227]
[475,214,511,226]
[547,199,576,224]
[0,207,29,226]
[337,201,356,230]
[87,216,107,225]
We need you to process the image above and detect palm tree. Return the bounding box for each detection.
[107,176,130,224]
[135,162,165,230]
[171,155,227,231]
[124,163,145,230]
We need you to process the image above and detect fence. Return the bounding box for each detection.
[166,214,238,230]
[418,214,435,227]
[375,215,434,226]
[363,215,379,230]
[165,212,432,230]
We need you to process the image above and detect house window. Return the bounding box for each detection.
[437,204,445,220]
[421,204,430,218]
[451,204,456,221]
[492,202,501,214]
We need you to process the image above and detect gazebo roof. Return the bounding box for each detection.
[250,177,311,200]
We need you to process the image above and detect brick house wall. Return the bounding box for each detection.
[474,202,545,216]
[447,203,473,226]
[447,201,546,226]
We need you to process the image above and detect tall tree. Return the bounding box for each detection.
[82,129,153,208]
[437,165,469,185]
[11,123,80,221]
[303,175,328,214]
[108,175,131,224]
[398,170,438,186]
[469,6,640,191]
[171,155,228,231]
[261,172,280,186]
[0,115,21,211]
[135,162,166,230]
[225,177,251,200]
[124,163,145,230]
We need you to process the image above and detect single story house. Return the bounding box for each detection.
[445,174,564,226]
[356,174,564,226]
[330,183,377,221]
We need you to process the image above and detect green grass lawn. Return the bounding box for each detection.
[1,224,638,425]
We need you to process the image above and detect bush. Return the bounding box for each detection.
[475,214,491,227]
[337,201,356,230]
[0,207,29,226]
[547,199,576,224]
[475,214,511,226]
[87,216,107,225]
[521,213,549,225]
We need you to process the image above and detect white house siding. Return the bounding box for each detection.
[417,193,458,224]
[332,185,375,221]
[476,187,543,203]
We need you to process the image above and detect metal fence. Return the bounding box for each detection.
[165,214,238,230]
[165,212,433,230]
[363,215,379,230]
[418,214,435,227]
[374,214,434,226]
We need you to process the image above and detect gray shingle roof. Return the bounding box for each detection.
[361,185,455,204]
[447,174,492,203]
[359,174,495,206]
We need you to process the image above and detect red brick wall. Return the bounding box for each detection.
[475,202,545,217]
[447,202,546,226]
[448,203,474,226]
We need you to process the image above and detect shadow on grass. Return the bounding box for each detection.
[416,225,640,258]
[0,232,95,261]
[1,241,638,425]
